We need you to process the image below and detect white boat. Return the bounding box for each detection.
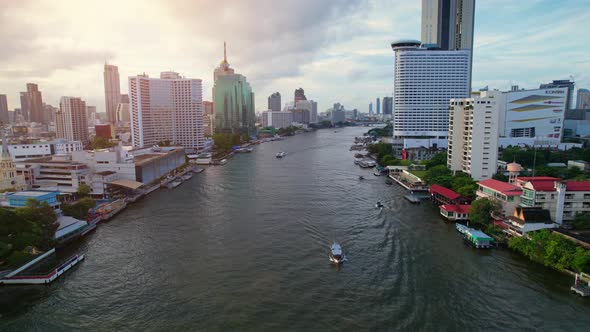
[375,201,384,209]
[329,242,345,264]
[276,152,286,158]
[168,179,182,188]
[354,158,363,165]
[219,159,227,165]
[181,173,193,181]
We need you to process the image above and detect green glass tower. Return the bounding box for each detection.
[214,74,255,135]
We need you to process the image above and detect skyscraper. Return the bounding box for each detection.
[56,97,89,145]
[421,0,475,88]
[576,88,590,110]
[104,63,121,124]
[213,45,255,135]
[391,40,470,155]
[540,80,575,111]
[129,72,204,150]
[382,97,393,115]
[376,97,381,114]
[0,95,8,125]
[268,92,281,112]
[310,100,318,124]
[369,102,373,115]
[19,83,44,123]
[294,88,306,103]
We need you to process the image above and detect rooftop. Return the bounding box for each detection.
[7,191,57,197]
[517,176,561,182]
[440,204,471,214]
[478,179,523,196]
[430,184,461,200]
[525,180,590,192]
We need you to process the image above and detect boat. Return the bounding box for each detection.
[181,173,193,181]
[276,152,286,158]
[373,171,382,176]
[359,175,365,180]
[168,179,182,189]
[193,168,205,174]
[354,157,363,165]
[219,159,227,165]
[329,242,345,264]
[375,201,384,209]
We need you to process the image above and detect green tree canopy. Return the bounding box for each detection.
[90,136,117,150]
[61,197,96,220]
[468,198,501,225]
[77,184,91,197]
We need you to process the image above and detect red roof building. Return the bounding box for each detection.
[429,184,468,205]
[439,204,471,221]
[476,179,523,217]
[520,180,590,223]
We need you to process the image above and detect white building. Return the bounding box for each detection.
[0,139,83,161]
[129,72,204,151]
[261,111,293,129]
[104,63,121,124]
[56,97,89,145]
[16,155,90,194]
[295,100,318,124]
[499,87,567,143]
[391,40,470,156]
[448,90,500,180]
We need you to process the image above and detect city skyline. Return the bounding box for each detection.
[0,0,588,114]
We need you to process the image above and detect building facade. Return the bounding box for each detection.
[129,73,204,150]
[382,96,393,116]
[0,132,26,191]
[499,87,567,143]
[391,40,470,156]
[448,90,500,180]
[540,80,575,111]
[56,97,89,145]
[104,63,121,123]
[268,92,281,112]
[292,109,310,124]
[262,111,293,129]
[0,94,8,125]
[294,88,306,104]
[213,74,255,135]
[203,101,215,136]
[476,179,523,217]
[20,83,44,123]
[577,88,590,109]
[376,97,381,114]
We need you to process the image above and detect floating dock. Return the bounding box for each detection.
[404,195,421,204]
[1,253,84,285]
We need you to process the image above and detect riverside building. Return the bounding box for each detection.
[448,90,500,180]
[391,40,470,158]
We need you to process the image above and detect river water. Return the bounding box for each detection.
[1,127,589,331]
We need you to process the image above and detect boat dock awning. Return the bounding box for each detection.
[108,179,144,190]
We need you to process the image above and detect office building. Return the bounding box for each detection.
[331,103,346,124]
[292,109,310,124]
[540,80,575,111]
[104,63,121,123]
[43,103,57,123]
[262,111,293,129]
[95,124,114,139]
[129,72,204,150]
[376,97,381,114]
[19,83,44,123]
[577,88,590,109]
[382,97,393,116]
[294,88,306,104]
[499,86,567,143]
[369,102,373,115]
[295,100,316,124]
[56,97,89,145]
[448,91,500,180]
[391,40,470,156]
[564,108,590,137]
[0,95,8,125]
[116,102,130,122]
[268,92,281,112]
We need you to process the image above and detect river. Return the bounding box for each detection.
[1,127,589,331]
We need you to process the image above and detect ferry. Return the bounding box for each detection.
[329,242,345,264]
[276,152,286,158]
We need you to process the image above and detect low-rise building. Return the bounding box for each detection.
[568,160,589,171]
[2,191,60,210]
[261,111,293,129]
[429,184,468,205]
[518,177,590,223]
[502,206,555,237]
[15,156,90,194]
[439,204,470,221]
[476,179,523,216]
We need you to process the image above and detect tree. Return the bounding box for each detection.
[574,213,590,230]
[157,140,171,147]
[77,184,91,197]
[425,152,447,169]
[90,136,116,150]
[14,199,58,250]
[492,172,509,182]
[468,198,501,225]
[61,197,96,220]
[535,166,559,178]
[424,165,451,183]
[564,166,582,179]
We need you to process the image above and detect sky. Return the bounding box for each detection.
[0,0,589,114]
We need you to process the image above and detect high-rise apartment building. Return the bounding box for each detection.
[104,63,121,124]
[391,40,470,155]
[382,97,393,115]
[19,83,44,123]
[540,80,575,111]
[294,88,306,104]
[129,72,204,150]
[311,100,318,124]
[56,97,89,145]
[576,88,590,109]
[448,91,501,180]
[268,92,282,112]
[0,95,8,125]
